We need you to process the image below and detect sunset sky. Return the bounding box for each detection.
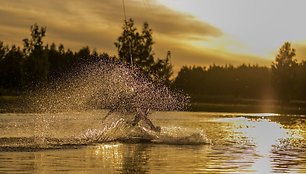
[1,0,306,72]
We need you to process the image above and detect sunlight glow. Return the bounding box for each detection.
[212,116,304,173]
[237,119,288,173]
[239,119,287,153]
[243,113,280,117]
[157,0,306,59]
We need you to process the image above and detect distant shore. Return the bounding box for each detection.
[190,102,306,115]
[1,95,306,115]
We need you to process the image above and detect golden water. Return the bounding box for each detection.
[0,111,305,173]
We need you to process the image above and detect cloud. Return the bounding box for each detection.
[0,0,121,52]
[153,37,271,73]
[0,0,268,74]
[123,0,222,39]
[0,0,221,44]
[80,0,222,39]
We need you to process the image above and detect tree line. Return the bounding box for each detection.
[173,42,306,102]
[1,21,306,103]
[0,24,113,92]
[0,20,173,95]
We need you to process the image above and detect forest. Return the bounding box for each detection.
[0,20,173,95]
[173,61,306,102]
[1,22,306,110]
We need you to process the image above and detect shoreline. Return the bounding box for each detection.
[1,95,306,115]
[190,102,306,115]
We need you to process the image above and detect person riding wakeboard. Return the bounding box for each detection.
[102,84,161,132]
[131,107,161,132]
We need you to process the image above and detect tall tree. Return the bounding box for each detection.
[152,51,173,85]
[114,19,173,84]
[115,19,154,72]
[271,42,298,101]
[22,23,49,88]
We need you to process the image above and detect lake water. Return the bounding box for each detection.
[0,111,305,173]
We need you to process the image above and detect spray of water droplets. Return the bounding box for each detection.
[29,59,189,114]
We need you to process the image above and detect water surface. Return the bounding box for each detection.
[0,111,305,173]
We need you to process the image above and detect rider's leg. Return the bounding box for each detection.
[131,113,142,126]
[143,116,161,132]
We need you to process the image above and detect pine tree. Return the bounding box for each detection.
[22,23,49,88]
[271,42,298,101]
[115,19,173,84]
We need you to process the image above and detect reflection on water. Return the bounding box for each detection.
[242,119,287,173]
[0,111,305,173]
[223,118,294,173]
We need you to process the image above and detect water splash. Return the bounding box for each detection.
[76,121,210,145]
[3,59,200,149]
[29,59,188,113]
[0,112,210,151]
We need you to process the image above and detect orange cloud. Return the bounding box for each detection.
[0,0,269,74]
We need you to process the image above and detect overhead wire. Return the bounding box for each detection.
[122,0,133,66]
[121,0,154,67]
[121,0,127,21]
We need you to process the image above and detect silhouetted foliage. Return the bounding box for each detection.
[0,20,175,95]
[115,18,173,84]
[22,23,49,88]
[0,42,8,59]
[173,64,273,101]
[295,61,306,99]
[271,42,298,101]
[0,45,23,90]
[151,51,173,86]
[48,43,65,78]
[172,42,306,103]
[2,22,306,105]
[115,19,154,69]
[0,23,116,93]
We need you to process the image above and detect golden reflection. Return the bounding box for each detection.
[93,143,123,165]
[243,113,279,117]
[235,118,302,173]
[238,119,287,153]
